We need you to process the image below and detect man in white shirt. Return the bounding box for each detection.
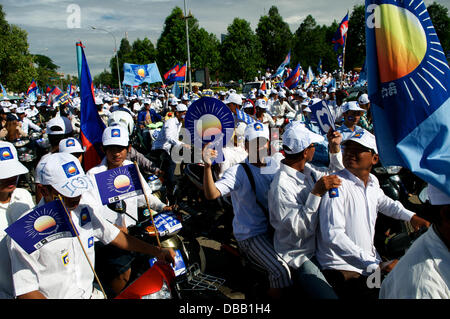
[0,141,35,298]
[8,153,175,299]
[316,129,430,299]
[16,107,42,135]
[379,183,449,299]
[152,104,190,203]
[203,123,292,299]
[269,125,343,299]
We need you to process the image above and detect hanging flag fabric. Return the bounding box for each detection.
[123,63,163,86]
[332,13,349,51]
[27,79,38,96]
[5,200,77,254]
[0,83,7,98]
[304,66,315,88]
[365,0,450,196]
[272,51,291,79]
[164,64,180,81]
[79,42,106,172]
[94,163,143,205]
[283,63,301,89]
[317,58,323,75]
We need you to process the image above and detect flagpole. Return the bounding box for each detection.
[133,162,162,247]
[183,61,187,97]
[57,195,108,299]
[341,10,349,89]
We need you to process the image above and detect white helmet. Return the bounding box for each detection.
[107,110,134,135]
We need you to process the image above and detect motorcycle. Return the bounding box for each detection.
[13,137,38,194]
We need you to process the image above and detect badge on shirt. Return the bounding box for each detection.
[88,236,94,248]
[62,251,70,266]
[329,188,339,198]
[80,207,91,227]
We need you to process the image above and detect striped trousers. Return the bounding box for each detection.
[237,233,293,289]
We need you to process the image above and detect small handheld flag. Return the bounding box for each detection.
[5,200,78,254]
[27,79,38,96]
[283,63,301,89]
[94,164,144,205]
[308,99,336,135]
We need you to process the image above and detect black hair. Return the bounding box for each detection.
[282,145,305,160]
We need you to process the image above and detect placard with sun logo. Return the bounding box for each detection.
[94,164,144,206]
[184,97,235,148]
[5,200,77,254]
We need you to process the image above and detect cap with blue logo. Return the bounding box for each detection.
[342,129,378,154]
[102,126,129,147]
[59,138,85,154]
[39,152,93,198]
[244,122,270,141]
[0,141,29,179]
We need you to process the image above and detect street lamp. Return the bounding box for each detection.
[91,26,122,95]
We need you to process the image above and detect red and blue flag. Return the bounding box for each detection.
[283,63,301,89]
[79,42,106,171]
[164,64,180,82]
[27,79,38,96]
[332,13,349,51]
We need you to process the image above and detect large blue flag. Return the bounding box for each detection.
[366,0,450,196]
[123,63,163,86]
[5,200,77,254]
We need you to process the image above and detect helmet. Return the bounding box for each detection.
[107,110,134,135]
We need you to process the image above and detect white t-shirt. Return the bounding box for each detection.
[0,188,34,298]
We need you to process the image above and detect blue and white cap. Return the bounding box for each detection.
[102,126,129,147]
[59,138,85,154]
[40,153,93,198]
[343,129,378,154]
[0,141,28,179]
[244,122,270,141]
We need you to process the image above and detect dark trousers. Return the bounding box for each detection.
[322,269,380,300]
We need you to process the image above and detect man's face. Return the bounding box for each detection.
[342,141,378,172]
[0,176,18,194]
[175,111,186,122]
[344,110,364,127]
[105,145,129,168]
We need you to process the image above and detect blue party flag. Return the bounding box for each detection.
[5,200,77,254]
[123,63,163,86]
[365,0,450,196]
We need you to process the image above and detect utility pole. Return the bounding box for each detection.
[183,0,193,93]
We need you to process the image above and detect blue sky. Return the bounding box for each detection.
[2,0,448,77]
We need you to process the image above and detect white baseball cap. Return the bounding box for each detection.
[255,99,267,109]
[243,102,254,109]
[46,116,73,135]
[225,93,243,106]
[282,124,324,154]
[244,122,270,141]
[40,152,93,198]
[102,126,129,147]
[358,93,370,105]
[0,141,29,179]
[175,104,188,112]
[59,138,85,154]
[342,101,366,113]
[342,129,378,154]
[427,183,450,205]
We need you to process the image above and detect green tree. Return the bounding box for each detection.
[128,37,157,64]
[33,54,60,90]
[93,69,114,87]
[156,7,221,76]
[220,18,263,82]
[427,1,450,58]
[0,4,37,92]
[256,6,293,70]
[345,5,366,72]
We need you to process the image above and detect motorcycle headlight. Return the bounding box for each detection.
[386,166,402,174]
[141,280,172,299]
[373,167,387,174]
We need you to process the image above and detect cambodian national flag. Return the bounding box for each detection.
[365,0,450,196]
[332,13,349,51]
[27,79,38,96]
[172,64,186,82]
[79,42,106,171]
[283,63,301,89]
[47,86,63,106]
[164,64,180,81]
